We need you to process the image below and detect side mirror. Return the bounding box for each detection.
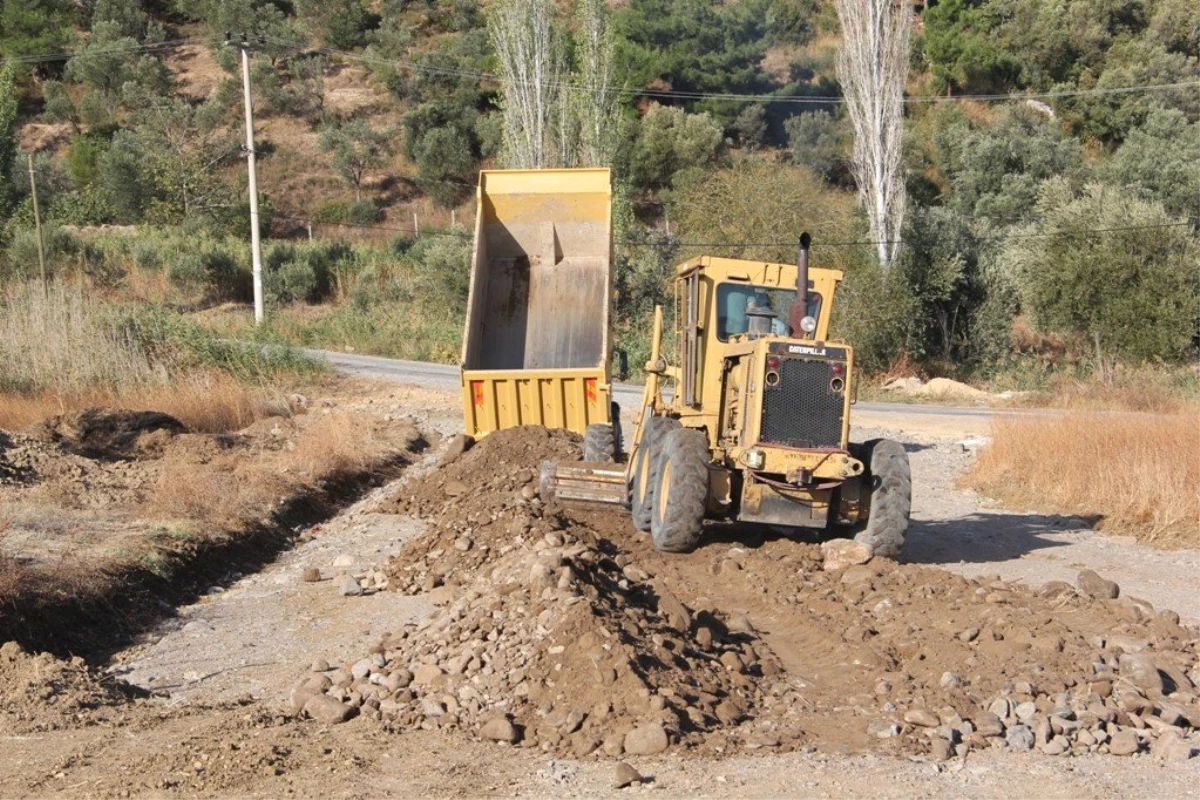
[615,349,629,382]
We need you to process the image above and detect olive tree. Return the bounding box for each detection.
[1003,180,1200,368]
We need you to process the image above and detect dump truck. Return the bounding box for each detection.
[543,233,912,556]
[460,168,619,460]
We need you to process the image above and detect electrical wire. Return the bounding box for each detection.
[280,36,1200,107]
[0,35,220,65]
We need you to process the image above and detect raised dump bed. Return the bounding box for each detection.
[460,168,613,438]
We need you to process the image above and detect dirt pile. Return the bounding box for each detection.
[37,408,187,460]
[375,426,584,593]
[294,428,783,756]
[0,641,136,733]
[304,425,1200,762]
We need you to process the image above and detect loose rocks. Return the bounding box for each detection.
[303,694,354,725]
[821,539,874,571]
[479,718,518,744]
[613,762,644,788]
[1077,570,1120,600]
[624,724,669,756]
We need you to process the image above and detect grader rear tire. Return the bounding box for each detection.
[583,423,616,462]
[650,428,709,553]
[630,417,679,532]
[853,438,912,558]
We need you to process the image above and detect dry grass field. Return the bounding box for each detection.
[967,409,1200,547]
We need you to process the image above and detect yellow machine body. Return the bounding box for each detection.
[460,168,613,438]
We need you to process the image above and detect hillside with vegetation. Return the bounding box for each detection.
[1,0,1197,403]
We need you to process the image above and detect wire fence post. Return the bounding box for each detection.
[27,153,46,287]
[413,212,420,238]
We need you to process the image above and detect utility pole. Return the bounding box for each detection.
[27,153,46,286]
[229,32,265,325]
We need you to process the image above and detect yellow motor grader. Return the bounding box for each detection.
[542,233,912,555]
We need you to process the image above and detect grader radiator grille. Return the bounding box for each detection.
[761,357,844,449]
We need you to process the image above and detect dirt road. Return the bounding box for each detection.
[2,378,1198,799]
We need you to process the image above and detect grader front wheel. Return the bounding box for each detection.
[630,417,679,532]
[650,428,708,553]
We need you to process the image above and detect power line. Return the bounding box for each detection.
[0,35,218,65]
[287,37,1200,107]
[4,31,1196,107]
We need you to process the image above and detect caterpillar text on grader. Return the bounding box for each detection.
[459,167,911,556]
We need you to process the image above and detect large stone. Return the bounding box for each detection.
[868,720,900,739]
[821,539,874,571]
[1108,730,1140,756]
[1005,725,1035,750]
[904,709,940,728]
[1119,653,1164,695]
[479,717,518,743]
[1077,569,1120,600]
[1153,732,1197,761]
[303,694,354,725]
[973,711,1005,737]
[613,762,644,789]
[440,434,474,467]
[624,723,669,756]
[929,738,954,762]
[338,576,363,597]
[413,664,445,686]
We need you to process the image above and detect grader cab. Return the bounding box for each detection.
[544,234,912,555]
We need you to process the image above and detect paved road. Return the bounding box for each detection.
[308,349,1019,421]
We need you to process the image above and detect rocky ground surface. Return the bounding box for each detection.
[1,382,1198,798]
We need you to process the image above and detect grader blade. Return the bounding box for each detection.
[539,460,627,506]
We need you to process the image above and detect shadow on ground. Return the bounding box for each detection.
[903,512,1094,565]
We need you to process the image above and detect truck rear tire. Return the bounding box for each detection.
[853,438,911,558]
[630,417,679,532]
[650,428,709,553]
[583,423,616,462]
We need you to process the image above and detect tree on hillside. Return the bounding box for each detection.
[489,0,564,169]
[295,0,378,49]
[89,0,150,39]
[1003,180,1200,369]
[100,98,241,225]
[834,0,910,270]
[0,63,18,222]
[624,104,723,193]
[0,0,76,66]
[320,119,395,200]
[575,0,619,167]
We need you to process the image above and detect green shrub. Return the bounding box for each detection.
[264,242,350,304]
[1003,180,1200,364]
[409,232,471,311]
[166,244,245,304]
[2,225,89,279]
[349,197,381,227]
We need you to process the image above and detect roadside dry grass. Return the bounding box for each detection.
[966,410,1200,548]
[0,373,288,433]
[147,410,394,526]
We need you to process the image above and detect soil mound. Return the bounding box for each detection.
[0,641,136,733]
[318,426,1200,763]
[38,408,186,460]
